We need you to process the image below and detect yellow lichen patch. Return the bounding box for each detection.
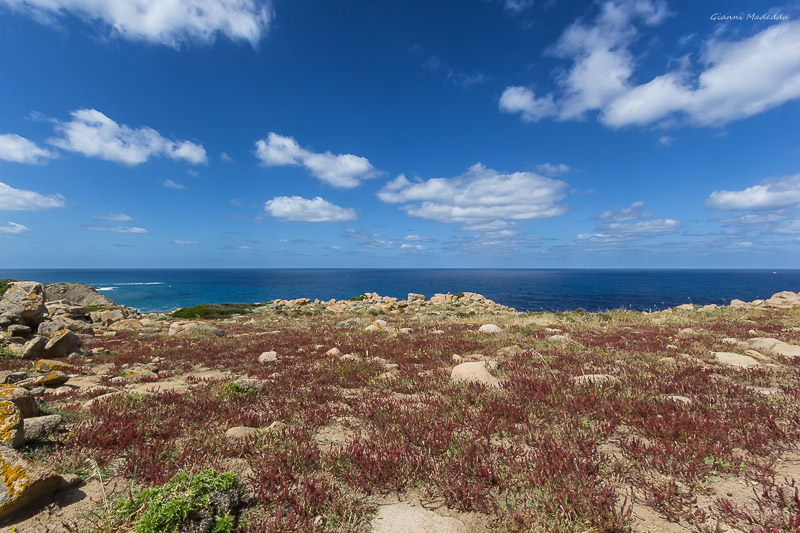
[0,401,21,447]
[0,458,32,502]
[34,359,71,373]
[33,371,69,387]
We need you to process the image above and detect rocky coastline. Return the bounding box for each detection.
[0,279,799,531]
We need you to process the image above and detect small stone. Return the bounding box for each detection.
[258,351,278,363]
[399,328,414,334]
[572,374,619,386]
[478,324,502,334]
[89,347,110,356]
[364,324,382,332]
[7,325,31,338]
[22,414,61,441]
[121,367,158,381]
[451,354,464,363]
[498,345,521,356]
[666,395,692,405]
[721,338,738,346]
[3,372,27,385]
[325,347,341,356]
[109,376,125,385]
[665,344,678,351]
[678,328,695,337]
[224,426,260,441]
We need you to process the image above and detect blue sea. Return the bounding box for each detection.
[1,269,799,314]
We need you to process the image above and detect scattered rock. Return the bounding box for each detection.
[224,426,260,442]
[0,445,66,520]
[325,347,341,356]
[0,401,25,448]
[108,319,143,331]
[721,337,738,346]
[370,503,468,533]
[0,385,37,418]
[712,351,760,368]
[258,351,278,363]
[43,329,80,358]
[678,328,695,337]
[477,324,502,334]
[20,336,46,360]
[746,337,800,357]
[3,373,27,385]
[22,414,61,441]
[407,293,425,302]
[364,324,382,332]
[91,309,124,326]
[121,366,158,381]
[498,345,521,356]
[399,327,414,334]
[450,362,500,388]
[548,334,577,345]
[34,359,72,373]
[6,325,30,338]
[32,371,70,387]
[573,374,619,386]
[665,395,692,405]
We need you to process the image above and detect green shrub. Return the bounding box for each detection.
[171,303,262,319]
[349,295,366,302]
[84,305,108,313]
[0,279,14,299]
[115,469,241,533]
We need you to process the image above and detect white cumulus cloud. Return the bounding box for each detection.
[49,109,207,166]
[377,163,569,224]
[255,132,378,188]
[706,173,800,211]
[501,1,800,128]
[0,181,64,210]
[264,196,357,222]
[0,0,272,47]
[0,134,55,164]
[0,221,30,234]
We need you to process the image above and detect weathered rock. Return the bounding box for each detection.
[547,334,578,345]
[231,378,267,393]
[258,351,278,363]
[20,336,46,360]
[370,503,468,533]
[6,325,30,338]
[399,327,414,334]
[45,300,86,320]
[168,321,201,336]
[0,282,46,328]
[224,426,260,441]
[746,337,800,357]
[0,445,66,520]
[2,373,27,385]
[721,337,738,346]
[572,374,619,386]
[22,414,61,441]
[666,395,692,405]
[365,324,383,332]
[763,291,800,309]
[407,293,425,302]
[0,401,25,448]
[121,366,158,381]
[34,359,72,373]
[0,385,37,418]
[729,299,747,308]
[0,314,24,329]
[109,319,143,331]
[90,309,124,326]
[32,371,70,387]
[450,362,500,387]
[712,351,760,368]
[325,347,341,357]
[477,324,502,334]
[43,329,80,358]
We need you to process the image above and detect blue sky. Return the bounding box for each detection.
[1,0,799,268]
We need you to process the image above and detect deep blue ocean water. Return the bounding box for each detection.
[1,269,799,313]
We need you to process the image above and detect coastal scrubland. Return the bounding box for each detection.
[1,288,800,532]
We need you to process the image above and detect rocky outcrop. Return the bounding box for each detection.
[450,362,500,387]
[0,282,46,328]
[43,282,117,309]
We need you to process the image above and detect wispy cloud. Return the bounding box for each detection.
[0,181,64,210]
[423,54,488,88]
[0,221,30,234]
[172,240,200,245]
[344,228,383,239]
[0,133,56,164]
[93,213,134,221]
[0,0,272,47]
[264,196,357,222]
[49,109,207,166]
[255,132,378,188]
[85,225,149,233]
[163,179,186,189]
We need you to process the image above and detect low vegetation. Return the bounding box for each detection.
[8,301,800,531]
[0,279,14,299]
